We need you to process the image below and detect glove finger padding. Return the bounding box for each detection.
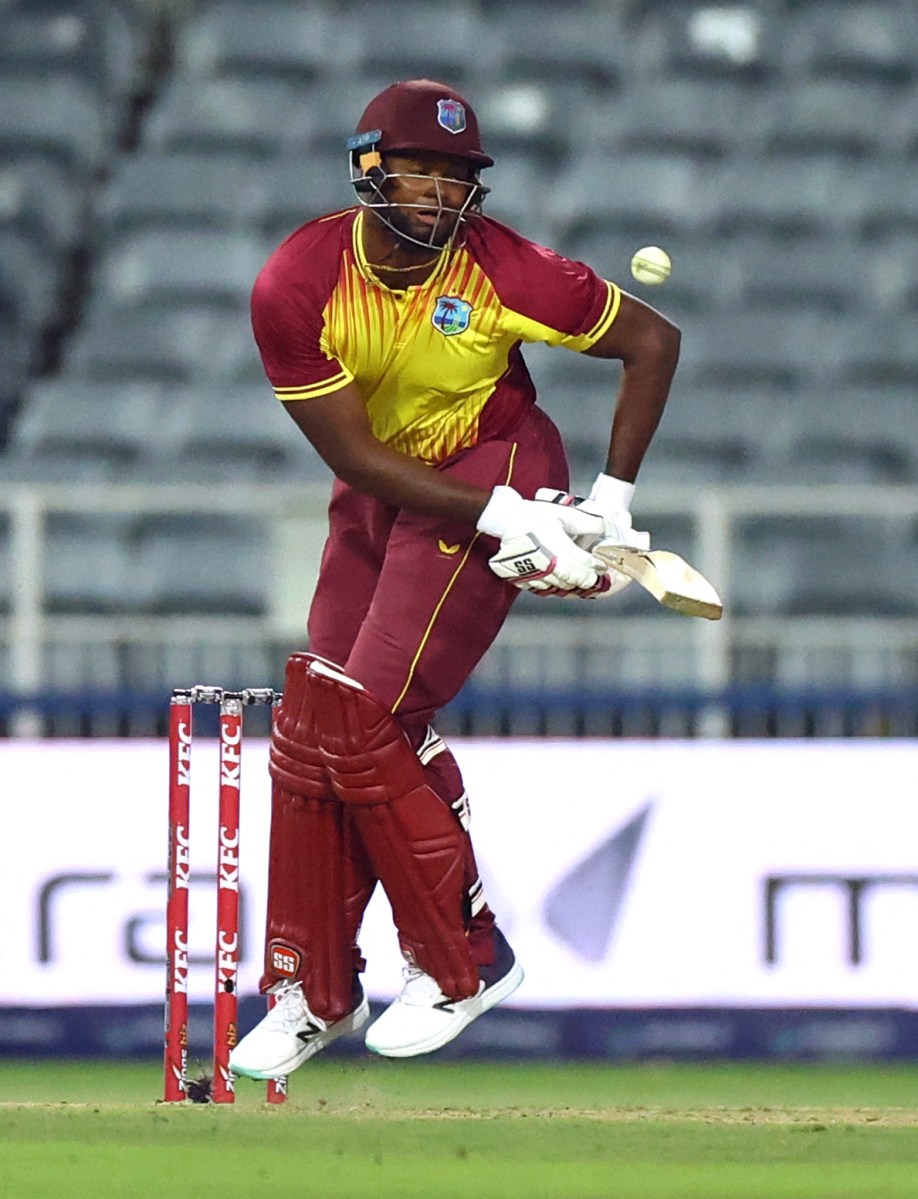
[487,530,605,592]
[534,487,650,554]
[527,573,627,599]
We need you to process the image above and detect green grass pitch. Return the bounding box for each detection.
[2,1058,918,1198]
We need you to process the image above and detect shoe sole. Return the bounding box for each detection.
[365,959,524,1059]
[232,996,370,1080]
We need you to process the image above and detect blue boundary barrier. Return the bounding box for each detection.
[1,1003,916,1062]
[2,684,918,737]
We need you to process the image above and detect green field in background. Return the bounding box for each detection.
[2,1059,918,1199]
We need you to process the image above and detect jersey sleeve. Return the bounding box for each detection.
[250,224,355,402]
[474,220,621,351]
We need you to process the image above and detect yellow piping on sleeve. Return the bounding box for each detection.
[274,369,353,401]
[585,280,621,342]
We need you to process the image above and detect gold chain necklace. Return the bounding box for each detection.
[366,254,442,273]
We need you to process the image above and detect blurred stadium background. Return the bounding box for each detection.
[2,0,918,1070]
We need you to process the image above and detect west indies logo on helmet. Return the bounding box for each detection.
[347,79,493,251]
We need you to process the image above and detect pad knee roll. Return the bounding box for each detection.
[269,651,341,797]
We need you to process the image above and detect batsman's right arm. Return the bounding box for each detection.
[281,385,492,525]
[584,292,681,485]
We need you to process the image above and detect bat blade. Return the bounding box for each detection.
[593,544,723,620]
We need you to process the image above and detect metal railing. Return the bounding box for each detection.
[3,481,918,736]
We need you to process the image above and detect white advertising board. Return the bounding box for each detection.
[1,740,917,1008]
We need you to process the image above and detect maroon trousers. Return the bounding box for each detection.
[307,405,568,967]
[307,405,570,729]
[262,406,570,1008]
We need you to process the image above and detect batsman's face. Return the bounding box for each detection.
[381,152,479,247]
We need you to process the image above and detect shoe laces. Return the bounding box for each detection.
[399,965,448,1007]
[267,981,311,1031]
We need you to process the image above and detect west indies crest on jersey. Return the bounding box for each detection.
[436,98,467,134]
[431,295,472,336]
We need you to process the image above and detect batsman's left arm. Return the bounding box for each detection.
[584,292,681,484]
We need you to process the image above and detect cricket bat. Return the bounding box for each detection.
[593,542,723,620]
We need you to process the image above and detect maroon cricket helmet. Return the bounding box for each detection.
[351,79,494,169]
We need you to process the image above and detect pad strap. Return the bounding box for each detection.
[309,659,479,1001]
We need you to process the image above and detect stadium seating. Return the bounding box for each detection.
[122,639,279,698]
[473,81,583,171]
[9,379,169,472]
[645,385,791,484]
[0,284,28,430]
[0,156,89,253]
[91,228,267,311]
[0,75,110,180]
[677,310,847,391]
[707,156,860,239]
[143,77,319,159]
[177,2,341,84]
[154,383,331,482]
[43,512,136,614]
[100,152,266,234]
[63,306,254,383]
[489,5,626,87]
[44,642,122,694]
[734,235,859,314]
[0,229,67,334]
[347,2,483,84]
[2,0,918,655]
[831,313,918,388]
[759,79,895,160]
[550,153,708,243]
[785,383,918,484]
[129,514,269,616]
[28,506,273,619]
[0,1,146,105]
[258,153,356,241]
[733,514,918,618]
[0,509,10,614]
[785,2,918,84]
[851,162,918,238]
[293,73,415,155]
[590,78,763,161]
[634,2,784,82]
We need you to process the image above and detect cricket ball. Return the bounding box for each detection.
[630,246,672,285]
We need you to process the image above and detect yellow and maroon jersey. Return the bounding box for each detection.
[252,208,621,465]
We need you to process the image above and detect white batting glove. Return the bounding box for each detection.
[476,485,608,593]
[587,473,651,550]
[531,487,632,597]
[535,475,651,552]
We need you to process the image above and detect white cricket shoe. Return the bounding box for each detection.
[364,929,523,1058]
[230,981,369,1080]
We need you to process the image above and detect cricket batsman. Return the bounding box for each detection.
[230,79,680,1078]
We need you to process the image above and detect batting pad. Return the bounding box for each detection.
[308,659,479,1001]
[261,654,377,1021]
